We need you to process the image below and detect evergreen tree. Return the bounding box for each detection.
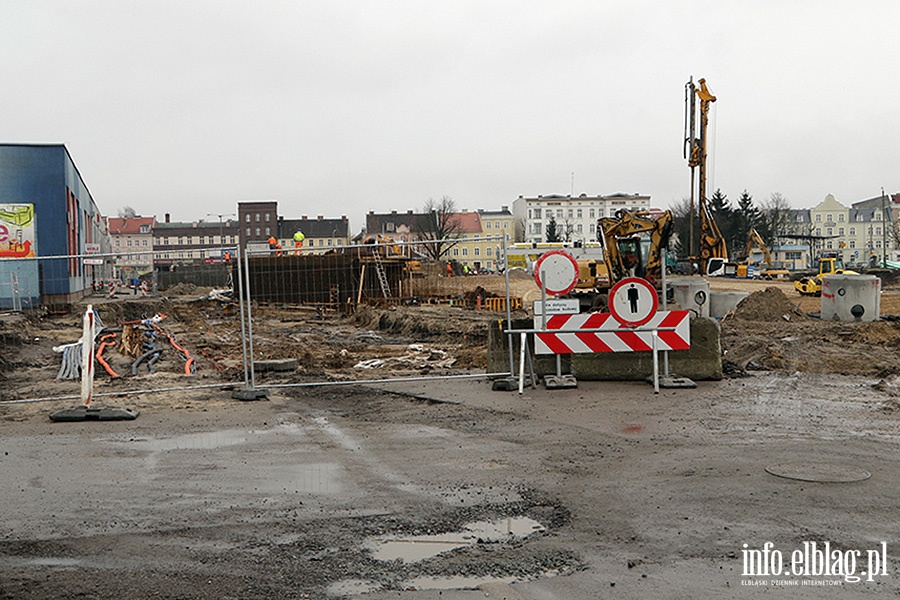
[734,190,762,256]
[545,215,561,242]
[708,188,737,257]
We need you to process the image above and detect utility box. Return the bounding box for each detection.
[821,274,881,322]
[668,278,710,319]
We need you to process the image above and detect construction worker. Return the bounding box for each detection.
[267,236,282,256]
[293,230,305,254]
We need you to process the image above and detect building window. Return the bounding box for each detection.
[839,228,844,236]
[485,221,491,229]
[462,248,468,256]
[255,214,260,222]
[327,239,333,246]
[876,227,882,235]
[839,214,845,221]
[265,227,270,236]
[826,228,832,236]
[487,247,492,256]
[815,214,822,222]
[265,213,270,222]
[816,228,821,236]
[385,223,395,232]
[255,227,260,236]
[246,227,251,236]
[245,214,251,223]
[453,248,459,256]
[577,209,582,218]
[494,222,499,229]
[850,240,856,248]
[577,224,583,234]
[533,208,541,218]
[127,240,132,247]
[503,222,508,229]
[474,247,480,256]
[850,227,856,235]
[142,240,147,246]
[590,223,595,233]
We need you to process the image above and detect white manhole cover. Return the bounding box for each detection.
[765,462,871,483]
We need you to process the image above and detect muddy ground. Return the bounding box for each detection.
[0,275,899,598]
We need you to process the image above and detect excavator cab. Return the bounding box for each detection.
[616,237,645,278]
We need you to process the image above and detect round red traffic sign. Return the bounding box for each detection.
[609,277,659,327]
[533,250,579,296]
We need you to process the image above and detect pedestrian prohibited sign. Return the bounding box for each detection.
[533,250,579,296]
[609,277,658,327]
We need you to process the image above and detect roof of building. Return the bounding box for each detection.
[453,212,483,233]
[154,220,238,234]
[108,216,156,235]
[477,207,512,217]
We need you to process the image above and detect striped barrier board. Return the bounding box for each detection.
[534,310,690,354]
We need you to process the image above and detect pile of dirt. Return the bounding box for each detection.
[161,282,212,296]
[731,286,808,321]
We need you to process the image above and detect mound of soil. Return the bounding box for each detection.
[732,286,808,321]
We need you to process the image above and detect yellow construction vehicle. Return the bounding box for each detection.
[738,228,790,279]
[794,254,857,296]
[597,209,674,286]
[684,77,729,275]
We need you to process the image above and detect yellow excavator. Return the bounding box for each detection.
[740,228,790,279]
[597,209,674,286]
[794,254,857,296]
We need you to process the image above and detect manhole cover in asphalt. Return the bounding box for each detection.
[765,462,871,483]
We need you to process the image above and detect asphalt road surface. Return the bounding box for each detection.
[1,374,898,599]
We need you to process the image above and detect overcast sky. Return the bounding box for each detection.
[5,1,899,232]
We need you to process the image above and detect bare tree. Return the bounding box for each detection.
[668,197,693,258]
[759,192,793,246]
[415,196,463,260]
[118,206,137,219]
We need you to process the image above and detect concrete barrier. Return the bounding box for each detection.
[709,291,749,318]
[487,316,722,381]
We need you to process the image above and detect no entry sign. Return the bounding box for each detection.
[533,250,579,296]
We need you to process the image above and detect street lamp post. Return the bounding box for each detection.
[207,213,235,259]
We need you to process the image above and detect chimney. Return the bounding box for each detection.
[501,205,508,211]
[341,215,347,221]
[165,213,170,223]
[317,215,323,220]
[301,215,308,220]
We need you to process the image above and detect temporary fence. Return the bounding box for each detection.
[0,236,516,406]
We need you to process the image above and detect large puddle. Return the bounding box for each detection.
[367,516,545,562]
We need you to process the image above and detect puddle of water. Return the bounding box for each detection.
[404,574,516,590]
[119,429,254,452]
[368,516,545,562]
[107,421,307,453]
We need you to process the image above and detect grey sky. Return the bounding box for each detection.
[5,1,898,233]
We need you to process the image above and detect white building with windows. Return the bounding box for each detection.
[512,193,652,244]
[803,194,897,266]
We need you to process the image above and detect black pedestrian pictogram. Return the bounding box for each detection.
[628,284,639,313]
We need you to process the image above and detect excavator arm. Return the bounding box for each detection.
[744,228,773,267]
[597,209,674,286]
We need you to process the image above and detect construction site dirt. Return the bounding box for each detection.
[1,274,899,599]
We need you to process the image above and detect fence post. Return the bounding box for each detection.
[232,246,268,400]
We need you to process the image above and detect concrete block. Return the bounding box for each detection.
[709,291,749,318]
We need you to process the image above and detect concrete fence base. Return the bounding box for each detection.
[487,316,723,381]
